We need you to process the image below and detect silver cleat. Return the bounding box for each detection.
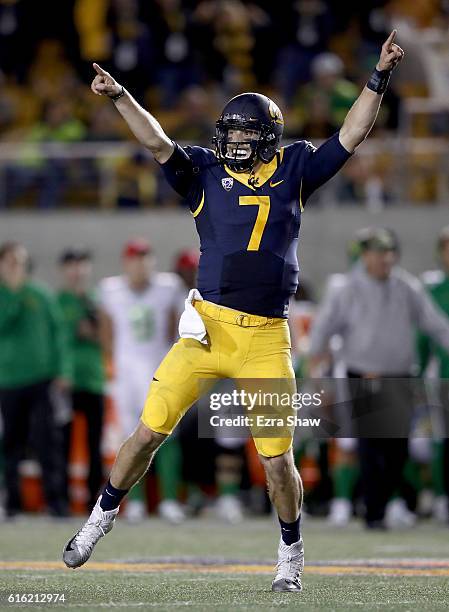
[271,537,304,592]
[63,496,119,568]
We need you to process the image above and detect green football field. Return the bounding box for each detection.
[1,516,449,611]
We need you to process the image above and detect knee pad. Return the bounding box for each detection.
[254,436,293,458]
[142,394,171,433]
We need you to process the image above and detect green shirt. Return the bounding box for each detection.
[295,78,358,132]
[418,271,449,378]
[57,290,105,394]
[0,281,72,389]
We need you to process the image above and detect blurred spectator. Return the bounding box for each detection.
[4,98,86,208]
[357,2,391,71]
[418,225,449,523]
[57,247,105,510]
[98,238,186,522]
[337,155,391,209]
[309,227,449,529]
[87,102,124,141]
[74,0,110,68]
[289,280,317,378]
[389,0,446,98]
[0,242,70,517]
[107,0,154,101]
[274,0,335,102]
[174,248,200,289]
[113,151,157,209]
[27,40,81,104]
[28,99,86,143]
[136,0,200,106]
[191,0,268,94]
[289,52,358,139]
[170,86,214,146]
[319,245,361,527]
[0,0,28,80]
[418,6,449,103]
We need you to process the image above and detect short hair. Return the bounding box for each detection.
[354,227,399,253]
[58,246,92,265]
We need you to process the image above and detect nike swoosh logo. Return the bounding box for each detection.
[66,537,76,551]
[270,180,284,188]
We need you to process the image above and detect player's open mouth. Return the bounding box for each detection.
[226,147,251,160]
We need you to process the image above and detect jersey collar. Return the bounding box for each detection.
[224,148,284,191]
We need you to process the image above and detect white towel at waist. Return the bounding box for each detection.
[178,288,208,345]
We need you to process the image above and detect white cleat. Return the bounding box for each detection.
[433,496,449,523]
[124,500,146,523]
[63,496,119,568]
[158,499,186,524]
[385,498,416,529]
[272,538,304,593]
[327,498,351,527]
[215,494,244,524]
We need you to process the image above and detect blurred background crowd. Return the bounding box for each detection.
[0,0,449,208]
[1,227,449,530]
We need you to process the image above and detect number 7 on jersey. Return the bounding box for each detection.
[239,196,271,251]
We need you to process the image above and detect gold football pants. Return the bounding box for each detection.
[141,300,295,457]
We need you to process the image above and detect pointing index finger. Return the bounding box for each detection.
[385,29,397,48]
[93,62,107,76]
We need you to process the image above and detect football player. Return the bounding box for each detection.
[99,238,186,523]
[63,31,404,592]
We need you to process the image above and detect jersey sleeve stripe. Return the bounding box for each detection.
[191,190,205,218]
[299,178,304,212]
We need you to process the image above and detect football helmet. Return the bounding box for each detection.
[213,92,284,173]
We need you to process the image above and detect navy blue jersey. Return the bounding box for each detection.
[161,132,351,317]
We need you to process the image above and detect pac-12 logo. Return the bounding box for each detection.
[221,177,234,191]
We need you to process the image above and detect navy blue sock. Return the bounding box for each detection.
[99,480,129,511]
[279,514,301,545]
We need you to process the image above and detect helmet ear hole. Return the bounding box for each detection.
[257,128,278,164]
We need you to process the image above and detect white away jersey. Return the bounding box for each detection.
[99,272,184,374]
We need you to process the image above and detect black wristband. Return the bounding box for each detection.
[367,68,391,95]
[110,86,125,102]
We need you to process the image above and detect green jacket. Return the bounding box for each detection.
[57,290,105,394]
[0,281,72,389]
[418,271,449,378]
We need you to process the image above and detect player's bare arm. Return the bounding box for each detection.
[91,63,174,163]
[339,30,404,153]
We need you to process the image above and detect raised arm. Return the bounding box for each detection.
[339,30,404,153]
[301,32,404,205]
[91,63,174,163]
